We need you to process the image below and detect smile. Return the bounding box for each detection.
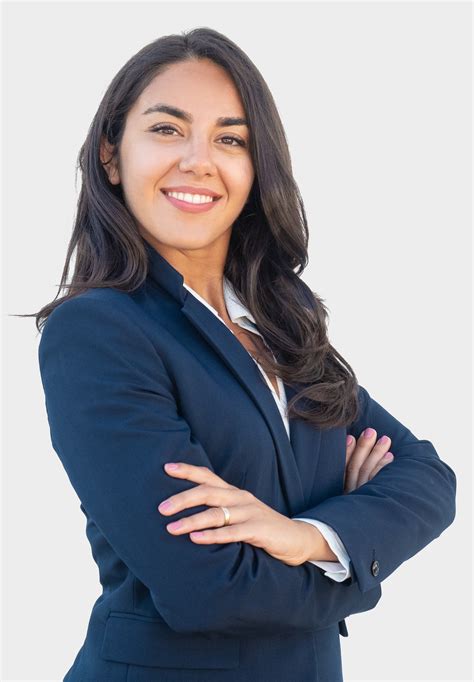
[161,190,222,214]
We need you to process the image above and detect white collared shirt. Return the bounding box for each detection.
[182,277,352,582]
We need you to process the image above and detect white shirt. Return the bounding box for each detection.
[183,277,352,582]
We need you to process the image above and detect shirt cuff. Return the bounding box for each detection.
[292,517,352,582]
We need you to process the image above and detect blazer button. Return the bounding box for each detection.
[371,560,380,577]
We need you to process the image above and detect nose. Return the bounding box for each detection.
[178,136,217,175]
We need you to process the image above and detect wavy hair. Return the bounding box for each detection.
[18,26,361,429]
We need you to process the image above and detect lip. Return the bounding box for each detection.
[161,190,222,214]
[161,185,222,198]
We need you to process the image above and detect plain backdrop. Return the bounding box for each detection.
[2,1,472,681]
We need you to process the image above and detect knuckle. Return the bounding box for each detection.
[241,489,254,503]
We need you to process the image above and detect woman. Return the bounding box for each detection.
[35,28,456,682]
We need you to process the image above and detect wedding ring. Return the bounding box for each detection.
[219,506,231,526]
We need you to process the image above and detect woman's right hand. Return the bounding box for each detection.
[344,428,394,494]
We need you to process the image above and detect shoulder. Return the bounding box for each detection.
[44,287,146,327]
[49,287,134,314]
[38,287,175,402]
[39,287,154,354]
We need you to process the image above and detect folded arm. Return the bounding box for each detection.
[293,384,457,593]
[38,295,380,637]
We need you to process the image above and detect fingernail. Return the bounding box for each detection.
[158,500,173,511]
[346,435,353,446]
[364,428,376,439]
[379,435,390,445]
[384,452,394,459]
[167,520,183,531]
[165,463,179,470]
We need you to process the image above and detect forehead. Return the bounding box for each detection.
[132,59,246,119]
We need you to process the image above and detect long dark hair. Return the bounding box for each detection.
[17,26,361,429]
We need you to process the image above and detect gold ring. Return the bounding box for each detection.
[220,506,231,526]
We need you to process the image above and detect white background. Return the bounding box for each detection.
[2,1,472,680]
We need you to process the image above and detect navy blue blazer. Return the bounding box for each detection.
[38,240,456,682]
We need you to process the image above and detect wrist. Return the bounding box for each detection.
[293,520,339,563]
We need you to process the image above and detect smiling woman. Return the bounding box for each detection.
[99,58,255,252]
[20,26,456,682]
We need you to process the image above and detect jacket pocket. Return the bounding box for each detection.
[100,611,240,669]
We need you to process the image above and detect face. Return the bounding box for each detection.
[100,58,255,262]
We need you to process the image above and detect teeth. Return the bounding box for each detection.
[165,191,214,204]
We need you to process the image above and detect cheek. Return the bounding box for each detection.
[226,160,254,201]
[121,141,169,189]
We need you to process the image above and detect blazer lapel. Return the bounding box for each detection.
[143,239,321,515]
[285,382,322,511]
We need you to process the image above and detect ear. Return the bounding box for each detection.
[99,135,121,185]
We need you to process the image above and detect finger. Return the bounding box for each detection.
[356,435,392,487]
[166,504,252,535]
[163,462,234,489]
[344,428,378,493]
[189,521,252,544]
[368,452,394,481]
[345,435,356,463]
[343,436,357,491]
[158,483,252,516]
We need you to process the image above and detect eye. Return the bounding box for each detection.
[150,124,178,137]
[149,124,246,148]
[220,135,247,148]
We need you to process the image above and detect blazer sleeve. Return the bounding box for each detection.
[293,384,457,594]
[38,296,382,637]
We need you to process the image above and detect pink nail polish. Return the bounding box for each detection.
[346,435,353,446]
[167,520,182,530]
[364,428,375,439]
[165,463,179,470]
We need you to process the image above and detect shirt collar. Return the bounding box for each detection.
[183,277,257,326]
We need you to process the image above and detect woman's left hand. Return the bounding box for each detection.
[158,462,312,567]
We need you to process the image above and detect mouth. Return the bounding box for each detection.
[160,189,222,213]
[160,189,221,204]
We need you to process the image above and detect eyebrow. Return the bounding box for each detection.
[142,103,248,127]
